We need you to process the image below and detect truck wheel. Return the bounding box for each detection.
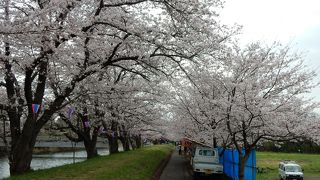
[193,172,198,180]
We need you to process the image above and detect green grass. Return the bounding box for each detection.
[257,151,320,180]
[7,144,173,180]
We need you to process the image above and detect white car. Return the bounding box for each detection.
[191,146,223,179]
[279,160,303,180]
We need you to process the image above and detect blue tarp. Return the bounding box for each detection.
[218,147,256,180]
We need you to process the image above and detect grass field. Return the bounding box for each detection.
[257,151,320,180]
[6,144,173,180]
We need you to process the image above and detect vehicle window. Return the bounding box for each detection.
[280,165,283,170]
[285,166,302,172]
[198,150,215,156]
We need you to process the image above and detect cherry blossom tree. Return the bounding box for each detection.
[98,70,168,152]
[171,42,320,180]
[0,0,228,175]
[56,90,104,159]
[53,66,172,156]
[218,43,319,180]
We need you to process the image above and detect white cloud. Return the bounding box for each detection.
[220,0,320,44]
[219,0,320,104]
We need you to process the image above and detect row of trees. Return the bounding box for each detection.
[169,43,320,179]
[0,0,230,176]
[258,140,320,153]
[53,69,162,157]
[1,0,319,180]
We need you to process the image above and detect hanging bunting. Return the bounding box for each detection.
[67,107,75,119]
[84,120,90,128]
[99,126,105,134]
[32,104,40,114]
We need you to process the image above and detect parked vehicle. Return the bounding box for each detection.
[191,146,223,179]
[279,160,303,180]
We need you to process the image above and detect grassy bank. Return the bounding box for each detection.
[7,144,173,180]
[257,151,320,180]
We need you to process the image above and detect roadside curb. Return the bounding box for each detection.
[150,150,174,180]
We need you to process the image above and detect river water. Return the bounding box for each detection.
[0,149,109,179]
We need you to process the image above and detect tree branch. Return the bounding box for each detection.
[0,81,6,87]
[0,104,8,111]
[103,0,147,7]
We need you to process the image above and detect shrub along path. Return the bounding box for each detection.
[6,144,173,180]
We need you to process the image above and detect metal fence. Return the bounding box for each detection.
[218,147,256,180]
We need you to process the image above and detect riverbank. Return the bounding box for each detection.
[0,147,83,157]
[33,147,83,154]
[6,144,173,180]
[1,149,109,179]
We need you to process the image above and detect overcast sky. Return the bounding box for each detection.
[219,0,320,102]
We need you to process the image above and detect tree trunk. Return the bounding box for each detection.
[119,129,130,151]
[75,112,99,159]
[129,137,136,150]
[64,126,99,159]
[108,135,119,154]
[213,137,217,148]
[10,143,33,175]
[84,140,98,159]
[238,155,246,180]
[135,134,142,148]
[123,136,130,151]
[118,125,130,151]
[107,120,119,154]
[1,114,8,154]
[9,129,38,175]
[119,136,130,151]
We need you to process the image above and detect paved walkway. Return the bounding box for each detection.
[159,151,193,180]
